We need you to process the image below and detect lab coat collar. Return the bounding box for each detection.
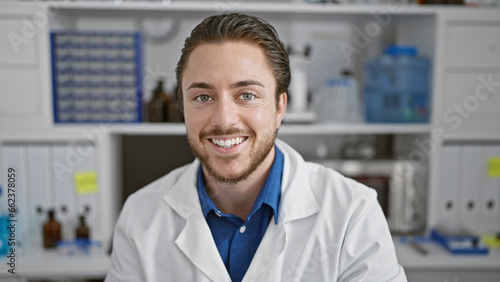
[275,139,320,223]
[161,139,320,281]
[163,160,232,281]
[245,139,321,281]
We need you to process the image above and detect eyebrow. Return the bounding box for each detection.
[229,79,265,89]
[186,79,265,91]
[186,82,215,91]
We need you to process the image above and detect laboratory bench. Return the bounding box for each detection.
[394,237,500,282]
[0,248,110,282]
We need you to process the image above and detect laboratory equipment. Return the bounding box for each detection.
[315,70,362,123]
[318,159,427,234]
[51,31,143,123]
[286,45,316,123]
[57,238,102,257]
[431,228,489,255]
[0,215,8,256]
[148,80,170,122]
[364,45,431,123]
[43,209,61,249]
[76,215,90,239]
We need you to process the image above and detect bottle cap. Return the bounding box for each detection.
[341,69,353,77]
[385,45,417,56]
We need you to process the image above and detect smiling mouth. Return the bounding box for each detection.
[210,137,247,149]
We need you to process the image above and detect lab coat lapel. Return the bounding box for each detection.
[242,216,286,282]
[276,139,320,222]
[175,214,231,282]
[243,140,320,281]
[163,161,231,282]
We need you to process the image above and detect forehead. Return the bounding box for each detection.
[182,41,275,88]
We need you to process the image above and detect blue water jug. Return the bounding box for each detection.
[364,45,431,123]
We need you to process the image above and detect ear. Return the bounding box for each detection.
[275,92,287,130]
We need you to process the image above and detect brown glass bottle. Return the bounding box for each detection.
[43,209,61,249]
[76,215,90,239]
[168,85,184,123]
[148,80,170,122]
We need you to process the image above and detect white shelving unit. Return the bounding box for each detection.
[52,1,439,14]
[105,122,430,135]
[1,1,499,281]
[279,123,431,135]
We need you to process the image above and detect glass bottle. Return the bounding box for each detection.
[148,80,170,122]
[168,85,184,123]
[76,215,90,239]
[43,209,61,249]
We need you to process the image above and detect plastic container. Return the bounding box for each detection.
[364,45,430,123]
[315,72,362,123]
[0,214,8,256]
[0,187,9,256]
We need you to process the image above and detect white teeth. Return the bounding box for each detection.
[211,137,245,148]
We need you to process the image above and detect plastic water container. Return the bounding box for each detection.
[364,45,430,123]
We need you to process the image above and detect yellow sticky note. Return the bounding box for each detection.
[74,171,98,194]
[483,235,500,248]
[488,157,500,178]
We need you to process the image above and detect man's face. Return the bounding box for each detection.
[182,42,286,184]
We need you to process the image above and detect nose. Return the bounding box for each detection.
[210,94,239,128]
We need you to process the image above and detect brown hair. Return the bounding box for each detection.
[175,13,290,108]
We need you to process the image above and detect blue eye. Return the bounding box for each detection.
[196,95,211,102]
[241,93,254,100]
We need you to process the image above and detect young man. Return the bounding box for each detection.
[106,13,406,282]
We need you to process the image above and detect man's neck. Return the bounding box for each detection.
[203,147,276,221]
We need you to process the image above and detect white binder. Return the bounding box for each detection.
[460,145,483,233]
[440,145,462,232]
[481,145,500,234]
[73,143,100,240]
[26,145,54,248]
[52,145,78,241]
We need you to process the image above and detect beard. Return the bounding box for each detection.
[187,126,276,185]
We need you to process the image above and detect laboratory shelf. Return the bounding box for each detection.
[393,238,500,270]
[103,122,430,136]
[279,123,431,135]
[109,122,187,135]
[0,248,110,279]
[46,0,476,16]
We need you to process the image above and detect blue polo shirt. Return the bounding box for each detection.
[197,146,283,282]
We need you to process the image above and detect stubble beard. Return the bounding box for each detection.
[187,127,276,185]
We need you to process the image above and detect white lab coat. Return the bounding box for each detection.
[105,139,406,282]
